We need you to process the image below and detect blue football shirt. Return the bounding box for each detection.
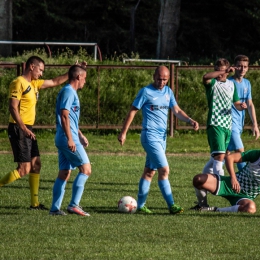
[55,84,80,146]
[133,84,177,141]
[228,77,252,132]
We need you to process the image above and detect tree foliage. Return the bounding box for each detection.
[11,0,260,63]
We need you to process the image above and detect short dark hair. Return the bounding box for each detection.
[68,65,86,81]
[25,56,45,69]
[215,58,230,68]
[234,55,249,64]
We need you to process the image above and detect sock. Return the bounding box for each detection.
[194,187,208,207]
[0,170,20,187]
[137,178,151,209]
[237,162,246,171]
[50,178,67,212]
[158,179,174,208]
[216,205,239,212]
[213,160,224,176]
[69,173,88,207]
[202,157,214,174]
[29,173,40,207]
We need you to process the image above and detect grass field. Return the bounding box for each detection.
[0,131,260,259]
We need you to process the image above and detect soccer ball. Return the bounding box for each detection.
[118,196,137,214]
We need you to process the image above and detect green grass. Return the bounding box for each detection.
[0,132,260,259]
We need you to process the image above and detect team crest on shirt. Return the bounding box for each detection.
[73,106,79,112]
[165,94,170,102]
[244,88,248,94]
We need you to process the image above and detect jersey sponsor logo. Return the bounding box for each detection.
[244,88,248,94]
[22,86,31,95]
[73,106,79,112]
[150,105,169,111]
[165,94,170,102]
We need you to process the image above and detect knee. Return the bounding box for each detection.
[193,174,205,188]
[240,202,257,214]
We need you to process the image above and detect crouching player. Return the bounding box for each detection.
[193,149,260,213]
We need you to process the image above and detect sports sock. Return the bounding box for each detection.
[194,187,208,207]
[50,178,67,212]
[0,170,20,187]
[216,205,239,212]
[202,157,214,174]
[158,179,174,208]
[69,173,88,207]
[213,160,224,176]
[29,173,40,207]
[237,162,246,171]
[137,178,151,208]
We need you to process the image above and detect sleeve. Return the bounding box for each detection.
[132,88,146,110]
[232,84,240,102]
[9,79,23,100]
[169,88,178,108]
[59,89,74,111]
[241,150,260,163]
[246,80,252,100]
[36,79,45,90]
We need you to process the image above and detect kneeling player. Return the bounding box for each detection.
[193,149,260,213]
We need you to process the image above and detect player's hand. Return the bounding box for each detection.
[75,60,87,69]
[231,177,240,193]
[240,102,247,110]
[23,127,36,140]
[252,125,260,140]
[190,119,199,131]
[118,133,126,146]
[79,134,89,147]
[68,139,76,152]
[226,66,235,73]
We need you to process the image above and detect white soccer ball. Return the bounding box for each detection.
[118,196,137,214]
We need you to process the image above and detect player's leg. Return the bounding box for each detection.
[66,145,91,216]
[0,123,31,187]
[50,148,72,215]
[228,131,245,170]
[50,169,71,215]
[136,167,156,213]
[193,173,218,193]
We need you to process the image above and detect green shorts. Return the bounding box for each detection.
[207,125,231,155]
[213,174,252,205]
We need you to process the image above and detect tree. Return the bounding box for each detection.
[0,0,12,57]
[157,0,181,59]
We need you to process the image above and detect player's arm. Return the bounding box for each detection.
[225,152,242,193]
[202,67,235,84]
[78,129,89,148]
[247,99,259,140]
[60,109,76,152]
[40,72,68,89]
[171,104,199,131]
[118,106,139,146]
[8,98,36,140]
[233,101,247,111]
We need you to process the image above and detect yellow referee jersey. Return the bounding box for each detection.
[8,76,45,125]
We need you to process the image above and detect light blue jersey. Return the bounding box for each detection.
[55,84,80,146]
[229,77,252,133]
[133,84,177,142]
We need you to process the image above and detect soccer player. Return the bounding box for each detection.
[1,56,68,210]
[227,55,259,170]
[49,64,91,216]
[118,65,199,214]
[190,58,247,210]
[193,149,260,213]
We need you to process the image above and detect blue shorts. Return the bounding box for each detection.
[57,144,90,170]
[141,140,168,170]
[227,130,244,151]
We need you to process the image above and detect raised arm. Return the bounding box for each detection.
[41,72,68,89]
[203,67,235,84]
[118,106,139,146]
